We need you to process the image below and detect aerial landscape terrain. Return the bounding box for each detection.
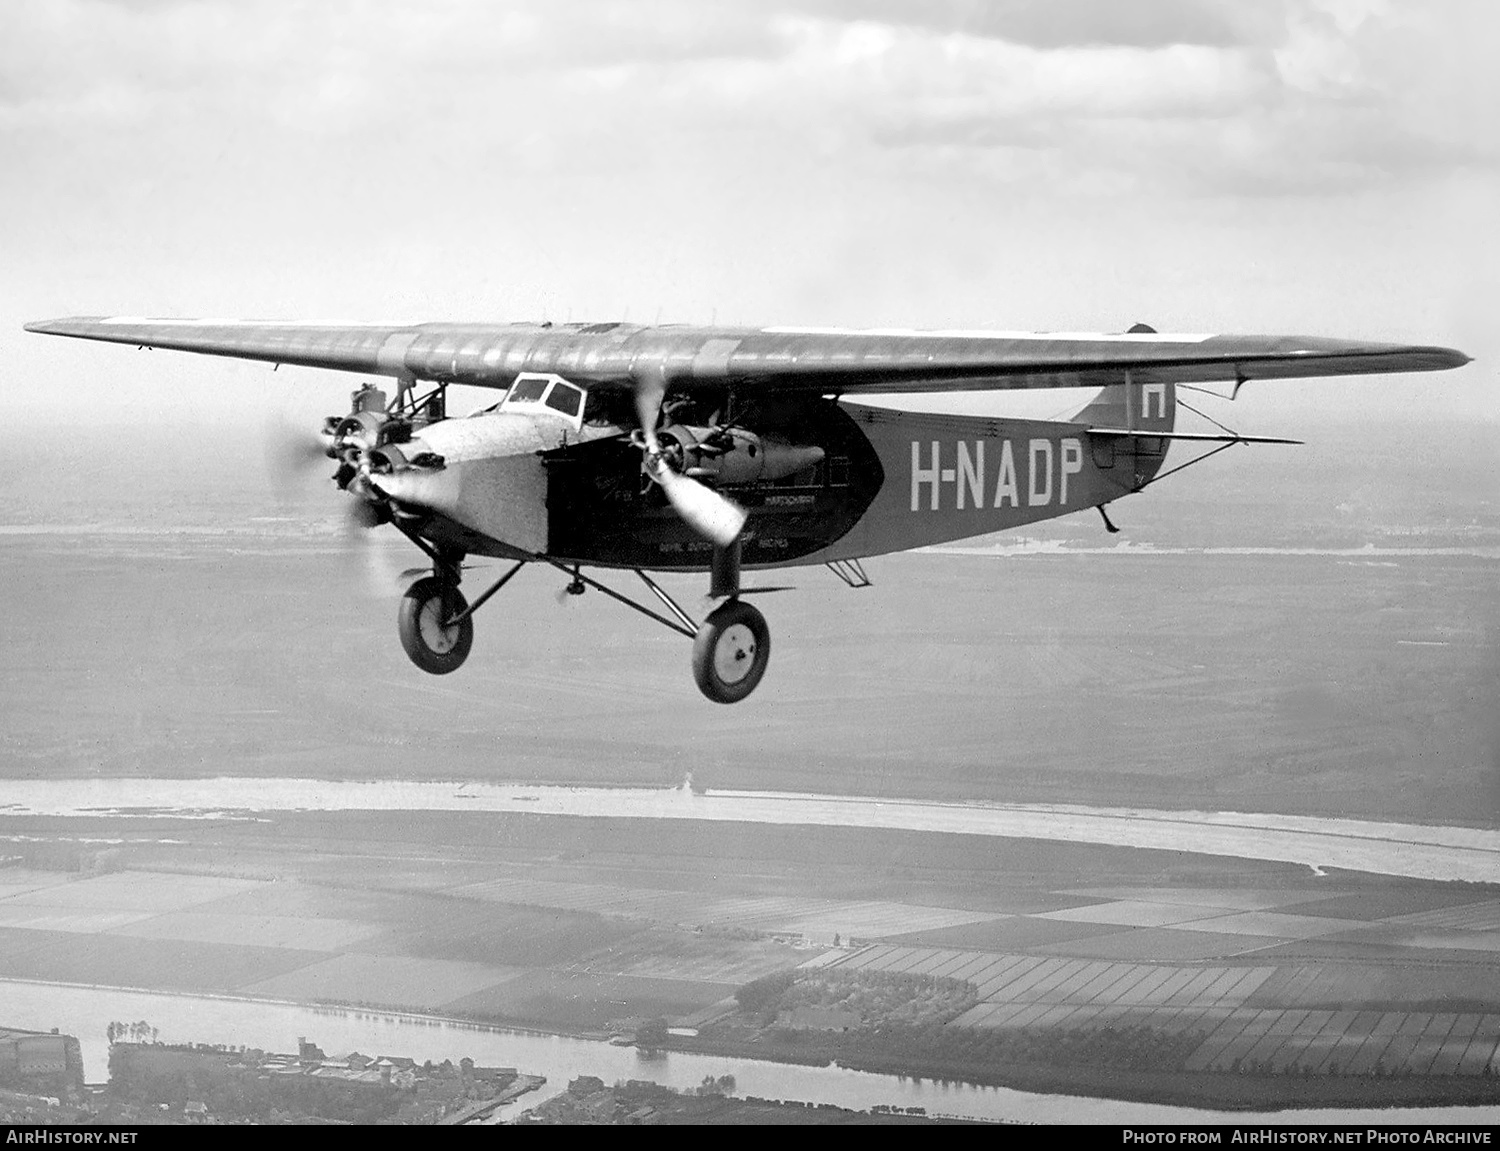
[2,410,1497,1122]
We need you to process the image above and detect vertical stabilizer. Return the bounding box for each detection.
[1071,376,1175,433]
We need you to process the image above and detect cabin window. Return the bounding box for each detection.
[544,382,583,417]
[508,377,548,404]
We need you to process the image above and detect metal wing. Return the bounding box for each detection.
[25,316,1470,394]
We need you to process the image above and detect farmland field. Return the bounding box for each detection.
[241,953,529,1009]
[569,928,809,983]
[0,930,323,992]
[443,970,732,1028]
[112,912,381,951]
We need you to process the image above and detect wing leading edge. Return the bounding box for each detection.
[24,316,1471,394]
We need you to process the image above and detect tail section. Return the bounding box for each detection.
[1072,377,1176,493]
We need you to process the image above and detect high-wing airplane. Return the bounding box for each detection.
[25,316,1470,703]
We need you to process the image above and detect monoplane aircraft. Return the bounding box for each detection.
[25,316,1469,702]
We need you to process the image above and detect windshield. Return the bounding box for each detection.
[507,378,548,404]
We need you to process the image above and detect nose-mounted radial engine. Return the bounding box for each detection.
[322,382,446,527]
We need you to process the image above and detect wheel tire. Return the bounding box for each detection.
[692,599,770,704]
[398,576,474,675]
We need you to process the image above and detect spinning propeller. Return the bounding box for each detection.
[261,413,406,596]
[632,368,747,547]
[262,412,331,510]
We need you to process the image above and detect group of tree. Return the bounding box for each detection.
[732,967,978,1029]
[695,1074,736,1097]
[843,1020,1210,1073]
[635,1018,670,1050]
[105,1021,157,1045]
[734,970,801,1020]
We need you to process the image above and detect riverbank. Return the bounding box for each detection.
[650,1031,1500,1114]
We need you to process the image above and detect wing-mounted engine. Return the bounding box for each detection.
[646,424,826,486]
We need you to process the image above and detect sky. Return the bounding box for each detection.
[1,0,1495,433]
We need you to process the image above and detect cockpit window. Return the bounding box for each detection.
[507,377,548,404]
[544,383,583,417]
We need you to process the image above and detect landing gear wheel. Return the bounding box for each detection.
[398,576,473,675]
[692,599,770,704]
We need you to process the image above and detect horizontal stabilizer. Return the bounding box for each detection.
[1087,429,1302,445]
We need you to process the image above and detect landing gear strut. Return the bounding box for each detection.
[391,542,773,703]
[396,555,525,677]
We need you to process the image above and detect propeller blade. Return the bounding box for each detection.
[632,369,667,454]
[654,464,748,547]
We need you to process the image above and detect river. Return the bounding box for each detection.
[3,980,1497,1125]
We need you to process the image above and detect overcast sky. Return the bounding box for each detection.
[1,0,1494,429]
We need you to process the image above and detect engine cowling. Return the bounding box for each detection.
[656,425,824,485]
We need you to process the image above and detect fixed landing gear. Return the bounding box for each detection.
[391,545,774,703]
[397,557,526,676]
[692,599,770,704]
[397,576,473,675]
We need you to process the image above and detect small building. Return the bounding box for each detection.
[297,1038,326,1063]
[567,1075,606,1096]
[0,1027,85,1093]
[184,1101,208,1123]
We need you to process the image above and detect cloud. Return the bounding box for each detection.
[757,0,1500,197]
[788,0,1260,49]
[4,0,1492,194]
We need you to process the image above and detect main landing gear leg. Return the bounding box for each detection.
[397,546,774,703]
[692,540,771,705]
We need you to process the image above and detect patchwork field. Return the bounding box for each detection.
[0,928,323,993]
[449,875,1001,940]
[569,929,808,983]
[241,954,529,1010]
[820,938,1500,1077]
[111,912,381,951]
[0,872,260,911]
